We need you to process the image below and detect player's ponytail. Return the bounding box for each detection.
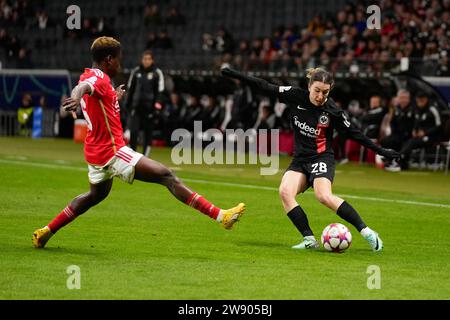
[306,67,334,88]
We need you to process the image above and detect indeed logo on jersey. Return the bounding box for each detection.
[293,116,321,137]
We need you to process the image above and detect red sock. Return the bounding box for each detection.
[186,192,221,219]
[48,205,77,233]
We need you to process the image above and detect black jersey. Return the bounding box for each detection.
[275,86,381,161]
[219,68,385,162]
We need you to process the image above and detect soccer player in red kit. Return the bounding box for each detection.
[32,37,245,248]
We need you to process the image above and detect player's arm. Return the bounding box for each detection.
[62,82,92,118]
[221,67,303,105]
[335,110,401,160]
[221,67,279,95]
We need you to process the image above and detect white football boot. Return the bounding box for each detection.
[292,236,320,250]
[361,227,383,251]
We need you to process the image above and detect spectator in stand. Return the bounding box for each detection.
[6,34,20,58]
[145,31,158,49]
[347,100,364,129]
[37,95,48,109]
[250,38,263,56]
[215,27,234,54]
[17,93,33,137]
[199,95,222,130]
[381,89,416,171]
[81,18,95,38]
[143,3,162,27]
[0,27,8,48]
[92,16,115,37]
[360,94,388,140]
[387,91,442,172]
[233,40,251,70]
[9,8,24,27]
[260,37,276,68]
[307,15,326,37]
[154,29,173,49]
[182,94,202,132]
[202,33,216,52]
[165,6,186,26]
[163,92,187,146]
[198,0,450,75]
[15,47,33,68]
[255,105,276,130]
[35,9,52,30]
[223,80,256,130]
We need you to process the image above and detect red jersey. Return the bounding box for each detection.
[78,68,126,166]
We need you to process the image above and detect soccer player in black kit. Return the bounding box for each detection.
[221,67,400,251]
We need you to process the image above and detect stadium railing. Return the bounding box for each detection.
[0,111,17,136]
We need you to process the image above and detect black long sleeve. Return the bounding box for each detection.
[221,68,279,95]
[335,110,382,153]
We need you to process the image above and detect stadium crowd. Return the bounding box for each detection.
[206,0,450,76]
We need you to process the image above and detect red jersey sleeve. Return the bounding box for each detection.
[79,69,110,98]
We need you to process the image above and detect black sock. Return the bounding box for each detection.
[287,205,314,237]
[336,201,367,232]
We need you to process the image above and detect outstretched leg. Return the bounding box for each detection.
[313,177,383,251]
[32,179,113,248]
[134,157,245,229]
[279,171,319,249]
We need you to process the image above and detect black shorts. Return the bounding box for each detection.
[286,154,335,187]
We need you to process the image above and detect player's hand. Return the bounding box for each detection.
[115,84,126,100]
[62,97,80,119]
[378,148,401,160]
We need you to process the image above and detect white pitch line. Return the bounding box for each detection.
[181,178,450,209]
[0,159,86,171]
[1,158,450,209]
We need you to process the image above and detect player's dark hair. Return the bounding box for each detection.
[306,67,334,88]
[90,36,121,63]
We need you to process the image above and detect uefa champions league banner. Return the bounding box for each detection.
[0,69,72,110]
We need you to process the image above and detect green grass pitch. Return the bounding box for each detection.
[0,137,449,299]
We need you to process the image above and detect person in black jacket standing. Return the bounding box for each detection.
[125,50,165,157]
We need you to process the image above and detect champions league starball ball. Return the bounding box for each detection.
[321,223,352,253]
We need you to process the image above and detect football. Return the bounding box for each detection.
[321,223,352,253]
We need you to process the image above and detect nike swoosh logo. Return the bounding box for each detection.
[297,106,307,110]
